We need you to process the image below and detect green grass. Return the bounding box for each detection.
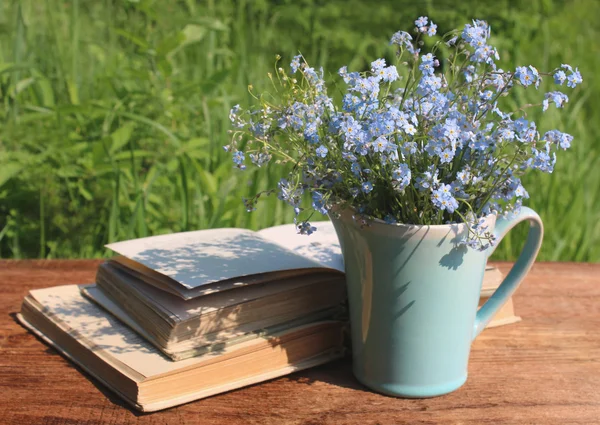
[0,0,599,262]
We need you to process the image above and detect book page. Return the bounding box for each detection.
[82,284,158,349]
[98,262,335,321]
[83,284,342,361]
[257,221,344,272]
[29,285,180,377]
[105,228,325,289]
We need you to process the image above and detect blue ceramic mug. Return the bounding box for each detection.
[330,207,543,397]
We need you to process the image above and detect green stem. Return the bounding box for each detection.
[476,147,522,215]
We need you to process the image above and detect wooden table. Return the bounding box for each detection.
[1,260,599,425]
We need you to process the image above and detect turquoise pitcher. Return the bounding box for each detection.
[330,206,543,397]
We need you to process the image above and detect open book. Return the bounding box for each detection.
[104,225,344,299]
[89,224,348,361]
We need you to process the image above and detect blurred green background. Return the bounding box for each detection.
[0,0,598,261]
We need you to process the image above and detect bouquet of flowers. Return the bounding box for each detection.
[225,17,581,249]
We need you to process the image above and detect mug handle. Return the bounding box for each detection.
[473,206,544,339]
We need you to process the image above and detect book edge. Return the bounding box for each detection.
[486,315,522,328]
[138,350,344,412]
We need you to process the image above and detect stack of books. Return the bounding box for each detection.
[17,221,518,411]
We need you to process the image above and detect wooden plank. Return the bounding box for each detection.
[1,260,599,424]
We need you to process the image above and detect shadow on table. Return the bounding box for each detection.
[284,357,368,391]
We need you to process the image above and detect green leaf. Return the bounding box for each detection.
[11,77,35,97]
[113,150,155,161]
[200,70,230,95]
[67,79,80,105]
[0,63,32,75]
[191,17,229,32]
[156,25,207,61]
[78,182,93,201]
[110,122,137,154]
[156,32,186,58]
[110,109,182,147]
[31,70,55,107]
[0,163,22,188]
[197,167,218,196]
[181,24,208,45]
[178,137,209,157]
[114,29,149,50]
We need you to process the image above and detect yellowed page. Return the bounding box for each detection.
[257,221,344,272]
[108,257,317,300]
[105,228,324,289]
[98,262,333,321]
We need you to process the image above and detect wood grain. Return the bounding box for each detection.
[1,260,599,425]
